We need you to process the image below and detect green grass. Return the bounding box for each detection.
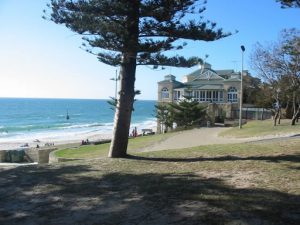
[54,144,110,158]
[54,132,174,159]
[2,133,299,224]
[55,119,300,159]
[220,119,300,138]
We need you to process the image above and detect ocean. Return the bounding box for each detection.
[0,98,157,148]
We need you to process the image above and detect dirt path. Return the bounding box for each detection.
[141,127,254,152]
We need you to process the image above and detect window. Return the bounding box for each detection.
[193,90,200,101]
[219,91,224,102]
[212,91,218,102]
[161,87,169,99]
[206,91,212,102]
[174,90,181,100]
[228,87,238,103]
[200,91,206,102]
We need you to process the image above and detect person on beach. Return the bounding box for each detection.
[131,127,138,137]
[134,127,138,137]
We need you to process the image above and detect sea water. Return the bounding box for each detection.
[0,98,156,145]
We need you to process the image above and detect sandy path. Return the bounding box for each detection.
[142,127,259,152]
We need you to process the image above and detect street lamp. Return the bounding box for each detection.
[110,69,120,100]
[109,69,120,111]
[239,45,245,129]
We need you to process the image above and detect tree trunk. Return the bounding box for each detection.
[291,105,300,125]
[108,1,139,158]
[273,103,281,125]
[273,109,279,126]
[291,91,299,126]
[108,54,136,158]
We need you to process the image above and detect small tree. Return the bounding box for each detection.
[155,103,174,133]
[170,96,206,129]
[46,0,229,157]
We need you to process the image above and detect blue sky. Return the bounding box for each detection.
[0,0,299,100]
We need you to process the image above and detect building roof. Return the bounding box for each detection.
[223,77,241,82]
[215,69,235,75]
[196,84,223,90]
[158,63,242,90]
[158,79,184,89]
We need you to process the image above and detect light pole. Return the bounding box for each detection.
[239,45,245,129]
[110,69,120,100]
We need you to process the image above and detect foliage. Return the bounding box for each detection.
[242,74,262,105]
[107,90,141,111]
[107,97,118,111]
[154,103,174,133]
[254,83,274,109]
[169,96,206,128]
[155,95,207,131]
[250,29,300,125]
[46,0,230,157]
[46,0,230,68]
[277,0,300,8]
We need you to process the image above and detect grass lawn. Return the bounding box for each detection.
[54,132,175,159]
[1,137,299,224]
[220,119,300,138]
[55,119,300,160]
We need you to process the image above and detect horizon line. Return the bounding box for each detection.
[0,96,157,101]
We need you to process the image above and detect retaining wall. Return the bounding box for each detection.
[0,150,6,162]
[0,148,57,164]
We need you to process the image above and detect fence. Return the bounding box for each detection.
[230,108,272,120]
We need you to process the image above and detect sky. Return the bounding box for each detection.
[0,0,299,100]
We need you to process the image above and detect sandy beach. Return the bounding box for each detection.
[0,131,112,151]
[0,125,156,151]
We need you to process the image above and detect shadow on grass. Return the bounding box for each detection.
[0,164,299,225]
[127,153,300,164]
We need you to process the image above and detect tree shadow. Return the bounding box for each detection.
[0,164,299,225]
[127,153,300,164]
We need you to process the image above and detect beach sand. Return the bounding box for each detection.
[0,131,112,151]
[0,125,157,151]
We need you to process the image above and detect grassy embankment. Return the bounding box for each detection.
[1,119,299,224]
[220,119,300,138]
[55,119,300,159]
[54,132,175,159]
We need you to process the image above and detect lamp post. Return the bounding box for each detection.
[109,69,120,111]
[110,69,120,100]
[239,45,245,129]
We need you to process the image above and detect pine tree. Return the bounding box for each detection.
[170,96,206,128]
[155,103,174,133]
[277,0,300,8]
[46,0,230,157]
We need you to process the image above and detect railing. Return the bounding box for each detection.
[230,108,272,120]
